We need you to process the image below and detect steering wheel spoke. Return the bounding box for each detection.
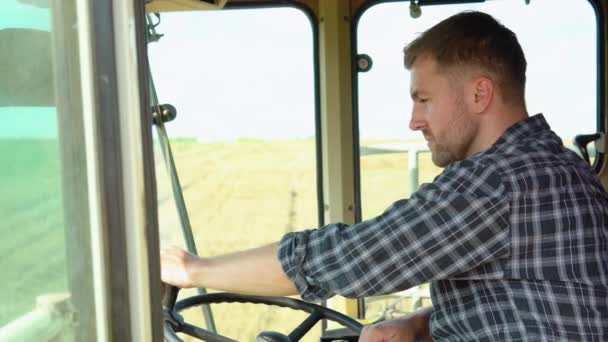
[288,309,323,341]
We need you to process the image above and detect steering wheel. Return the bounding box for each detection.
[163,286,363,342]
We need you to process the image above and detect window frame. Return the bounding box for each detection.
[71,0,162,340]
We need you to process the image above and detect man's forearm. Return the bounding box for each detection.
[189,242,298,296]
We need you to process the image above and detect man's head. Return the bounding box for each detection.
[404,11,527,167]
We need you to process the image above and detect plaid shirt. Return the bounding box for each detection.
[278,114,608,341]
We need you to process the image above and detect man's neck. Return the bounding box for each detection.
[467,106,529,157]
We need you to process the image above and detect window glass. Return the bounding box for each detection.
[148,7,320,341]
[0,107,66,323]
[1,0,98,340]
[356,0,597,320]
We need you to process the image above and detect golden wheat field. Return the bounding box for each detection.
[157,138,441,341]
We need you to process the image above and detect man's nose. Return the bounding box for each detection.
[409,109,425,131]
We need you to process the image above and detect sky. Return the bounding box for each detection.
[148,0,598,143]
[0,0,599,142]
[147,7,316,141]
[357,0,597,141]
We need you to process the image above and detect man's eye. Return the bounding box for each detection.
[419,98,429,103]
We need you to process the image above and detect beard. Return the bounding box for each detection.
[426,102,478,167]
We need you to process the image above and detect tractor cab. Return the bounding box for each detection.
[0,0,605,341]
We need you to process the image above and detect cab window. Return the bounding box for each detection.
[355,0,597,321]
[148,6,321,340]
[1,1,101,340]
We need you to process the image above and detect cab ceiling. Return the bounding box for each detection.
[145,0,370,16]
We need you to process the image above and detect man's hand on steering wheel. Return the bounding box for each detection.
[160,245,364,341]
[359,307,433,342]
[161,246,199,289]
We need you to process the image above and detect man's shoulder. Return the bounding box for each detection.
[467,138,602,195]
[480,136,588,175]
[431,158,505,198]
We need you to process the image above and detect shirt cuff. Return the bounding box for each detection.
[278,230,333,302]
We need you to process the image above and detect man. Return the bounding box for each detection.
[162,11,608,341]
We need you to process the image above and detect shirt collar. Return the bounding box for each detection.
[493,113,550,148]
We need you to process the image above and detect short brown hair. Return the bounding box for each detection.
[404,11,527,105]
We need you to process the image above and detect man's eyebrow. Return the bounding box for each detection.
[411,89,427,100]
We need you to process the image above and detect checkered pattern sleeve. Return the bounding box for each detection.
[278,161,511,302]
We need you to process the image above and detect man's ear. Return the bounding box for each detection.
[467,77,494,114]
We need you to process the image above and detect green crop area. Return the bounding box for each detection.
[0,139,67,326]
[1,137,441,341]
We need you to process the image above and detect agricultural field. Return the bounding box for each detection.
[159,138,441,341]
[1,137,440,341]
